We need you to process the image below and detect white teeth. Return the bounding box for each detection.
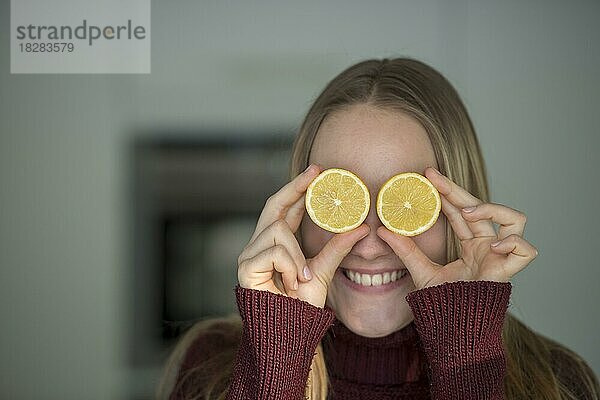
[361,274,371,286]
[383,272,391,284]
[372,274,382,286]
[344,269,407,286]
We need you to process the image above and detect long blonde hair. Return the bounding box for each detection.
[157,57,599,400]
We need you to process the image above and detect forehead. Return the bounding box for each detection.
[309,104,438,189]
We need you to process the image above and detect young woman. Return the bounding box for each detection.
[157,57,599,399]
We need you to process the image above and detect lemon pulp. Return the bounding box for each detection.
[376,172,441,236]
[305,168,370,233]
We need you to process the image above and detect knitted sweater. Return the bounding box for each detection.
[170,280,596,399]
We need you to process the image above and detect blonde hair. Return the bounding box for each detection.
[157,57,599,400]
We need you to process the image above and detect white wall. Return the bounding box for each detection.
[0,0,598,398]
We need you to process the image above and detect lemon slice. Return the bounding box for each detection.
[376,172,441,236]
[305,168,370,233]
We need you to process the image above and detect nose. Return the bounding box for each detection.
[349,200,392,261]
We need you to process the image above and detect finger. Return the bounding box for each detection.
[308,224,370,284]
[240,219,309,282]
[240,244,299,294]
[272,271,295,298]
[425,166,495,237]
[376,226,436,285]
[285,195,308,232]
[490,234,539,277]
[461,202,527,240]
[251,164,322,242]
[440,193,474,240]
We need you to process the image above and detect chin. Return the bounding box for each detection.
[344,309,413,338]
[325,268,416,337]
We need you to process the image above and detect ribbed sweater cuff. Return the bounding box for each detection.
[226,285,336,400]
[406,280,511,400]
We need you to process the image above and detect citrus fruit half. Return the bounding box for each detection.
[305,168,370,233]
[376,172,441,236]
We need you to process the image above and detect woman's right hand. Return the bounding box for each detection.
[237,164,370,308]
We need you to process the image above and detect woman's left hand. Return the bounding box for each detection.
[377,166,539,290]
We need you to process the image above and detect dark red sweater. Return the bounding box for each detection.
[170,280,599,399]
[223,280,511,399]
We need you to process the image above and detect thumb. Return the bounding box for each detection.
[376,226,436,287]
[308,225,370,284]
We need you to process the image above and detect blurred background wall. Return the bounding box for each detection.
[1,0,598,399]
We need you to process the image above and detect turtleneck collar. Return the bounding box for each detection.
[322,320,428,386]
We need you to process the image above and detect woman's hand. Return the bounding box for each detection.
[377,166,539,290]
[237,164,370,308]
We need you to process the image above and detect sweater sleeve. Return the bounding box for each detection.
[225,284,337,400]
[405,280,511,400]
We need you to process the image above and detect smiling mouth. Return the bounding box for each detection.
[342,268,408,287]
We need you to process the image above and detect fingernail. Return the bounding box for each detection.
[293,280,298,290]
[462,206,476,213]
[491,240,501,247]
[303,265,312,280]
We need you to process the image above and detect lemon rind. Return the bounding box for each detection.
[305,168,371,233]
[376,172,441,237]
